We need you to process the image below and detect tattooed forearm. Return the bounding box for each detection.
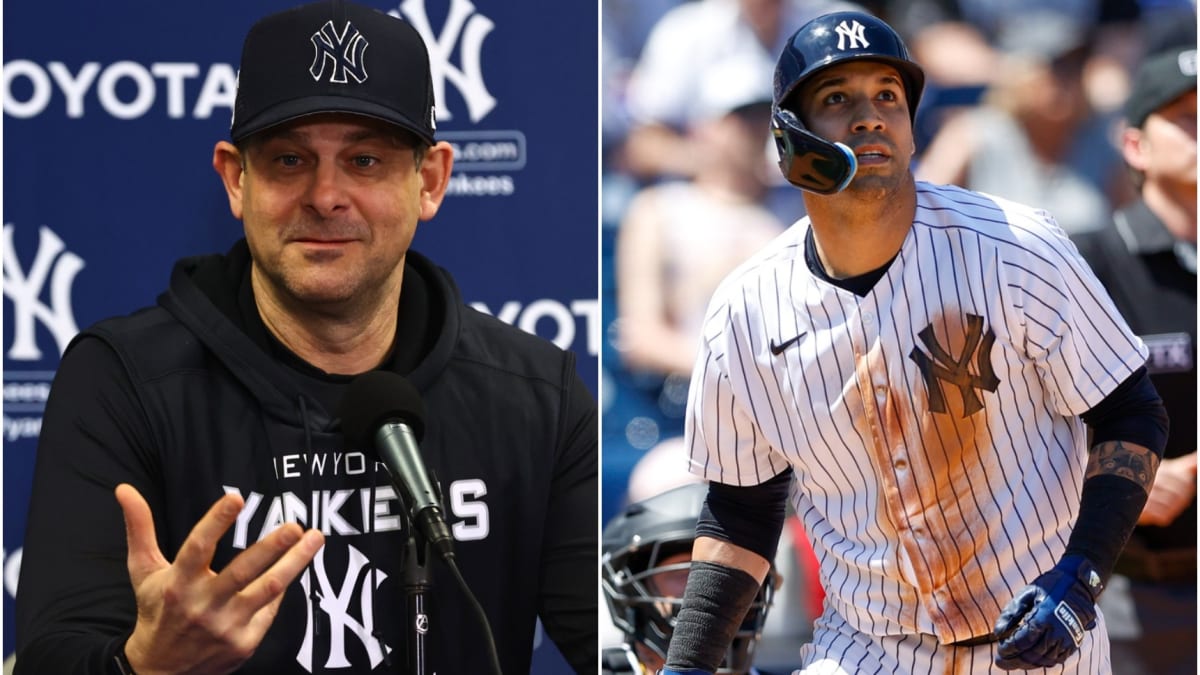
[1085,440,1161,492]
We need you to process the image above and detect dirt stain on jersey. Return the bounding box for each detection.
[856,312,1006,640]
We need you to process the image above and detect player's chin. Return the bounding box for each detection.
[282,273,363,306]
[846,173,902,195]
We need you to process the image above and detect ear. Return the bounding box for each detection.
[1120,125,1148,173]
[212,141,246,220]
[417,141,455,221]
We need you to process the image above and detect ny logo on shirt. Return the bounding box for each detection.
[909,313,1000,417]
[297,543,390,671]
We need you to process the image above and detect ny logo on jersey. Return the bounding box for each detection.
[909,313,999,417]
[296,543,390,671]
[3,225,84,361]
[835,20,870,51]
[310,20,369,84]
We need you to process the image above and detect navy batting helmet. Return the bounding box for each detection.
[601,483,776,674]
[771,11,925,194]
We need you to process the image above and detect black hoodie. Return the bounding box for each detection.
[15,240,598,674]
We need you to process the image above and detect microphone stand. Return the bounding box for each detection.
[392,474,503,675]
[402,507,435,675]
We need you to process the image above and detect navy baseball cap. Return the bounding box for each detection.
[1125,46,1197,128]
[230,0,436,144]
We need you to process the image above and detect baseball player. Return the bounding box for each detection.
[660,10,1168,675]
[602,482,777,675]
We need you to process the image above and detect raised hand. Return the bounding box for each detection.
[115,484,325,675]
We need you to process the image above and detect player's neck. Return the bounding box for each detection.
[803,184,916,279]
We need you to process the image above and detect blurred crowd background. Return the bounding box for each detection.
[599,0,1196,670]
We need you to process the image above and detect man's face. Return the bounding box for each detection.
[646,550,691,600]
[795,60,915,195]
[634,550,692,673]
[1140,90,1198,191]
[224,114,442,313]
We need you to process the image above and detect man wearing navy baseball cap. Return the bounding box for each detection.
[14,2,598,674]
[229,0,437,145]
[1073,40,1197,675]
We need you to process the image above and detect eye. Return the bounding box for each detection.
[878,90,898,101]
[352,155,380,169]
[275,153,302,167]
[823,92,847,105]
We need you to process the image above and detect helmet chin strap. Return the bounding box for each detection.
[772,108,858,195]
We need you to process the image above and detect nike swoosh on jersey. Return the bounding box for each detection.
[769,332,807,355]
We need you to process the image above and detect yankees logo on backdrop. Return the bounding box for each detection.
[310,20,369,84]
[397,0,495,123]
[3,224,83,361]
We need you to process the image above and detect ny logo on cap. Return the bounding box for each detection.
[835,20,870,51]
[310,20,369,84]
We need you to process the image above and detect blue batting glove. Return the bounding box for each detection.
[993,555,1104,670]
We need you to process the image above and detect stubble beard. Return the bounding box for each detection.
[845,164,912,203]
[266,253,392,320]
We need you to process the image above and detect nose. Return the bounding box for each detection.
[304,161,349,217]
[850,96,886,133]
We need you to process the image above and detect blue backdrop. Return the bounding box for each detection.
[2,1,598,670]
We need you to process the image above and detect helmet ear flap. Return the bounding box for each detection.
[771,107,857,194]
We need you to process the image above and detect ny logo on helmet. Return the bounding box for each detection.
[835,20,870,51]
[310,20,369,84]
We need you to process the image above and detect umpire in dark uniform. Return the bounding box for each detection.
[1072,41,1197,675]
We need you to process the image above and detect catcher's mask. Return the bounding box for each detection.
[772,10,925,194]
[601,483,777,674]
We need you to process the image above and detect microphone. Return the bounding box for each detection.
[339,371,455,562]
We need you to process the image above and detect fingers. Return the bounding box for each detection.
[993,590,1036,638]
[1140,499,1177,527]
[212,521,320,599]
[1141,463,1197,525]
[174,492,246,578]
[999,617,1044,655]
[995,584,1091,670]
[997,633,1072,670]
[116,484,169,583]
[237,530,326,614]
[247,529,324,609]
[245,582,293,640]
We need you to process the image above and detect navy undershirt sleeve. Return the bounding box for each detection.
[695,468,793,564]
[1080,366,1168,454]
[1069,366,1169,583]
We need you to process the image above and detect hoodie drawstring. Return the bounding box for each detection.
[368,465,393,667]
[297,395,323,674]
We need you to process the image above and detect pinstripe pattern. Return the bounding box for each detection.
[795,604,1110,674]
[684,182,1144,671]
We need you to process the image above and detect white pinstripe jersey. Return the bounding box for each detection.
[684,182,1147,644]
